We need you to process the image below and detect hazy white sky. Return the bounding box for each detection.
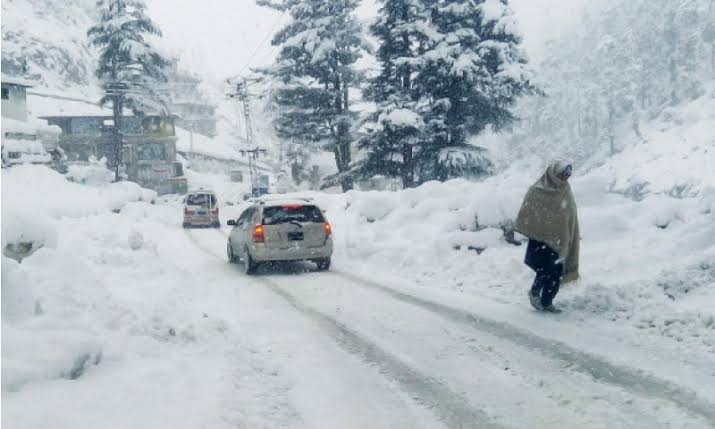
[147,0,592,83]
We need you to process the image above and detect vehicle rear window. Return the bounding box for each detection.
[262,205,324,225]
[186,193,216,207]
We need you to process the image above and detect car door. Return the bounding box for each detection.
[230,208,250,250]
[241,207,257,246]
[240,207,258,249]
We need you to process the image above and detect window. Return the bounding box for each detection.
[71,117,102,136]
[262,205,324,225]
[142,117,175,137]
[4,132,36,141]
[136,143,167,161]
[1,87,9,100]
[237,208,255,227]
[186,193,216,208]
[8,152,21,159]
[120,117,142,135]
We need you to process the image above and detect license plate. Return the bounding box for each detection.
[288,232,304,241]
[197,210,206,215]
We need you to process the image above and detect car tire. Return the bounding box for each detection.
[227,241,238,264]
[243,247,258,275]
[213,222,221,228]
[315,258,331,271]
[182,223,190,229]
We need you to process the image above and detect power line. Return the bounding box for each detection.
[234,12,287,78]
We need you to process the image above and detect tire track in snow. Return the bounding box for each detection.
[187,229,503,429]
[330,270,715,426]
[202,228,715,424]
[259,277,504,429]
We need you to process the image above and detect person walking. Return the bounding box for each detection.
[515,161,580,313]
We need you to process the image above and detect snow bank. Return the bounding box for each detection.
[298,163,714,355]
[1,165,156,248]
[1,181,221,394]
[64,158,115,186]
[1,176,250,428]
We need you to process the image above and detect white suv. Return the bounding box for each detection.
[226,200,333,274]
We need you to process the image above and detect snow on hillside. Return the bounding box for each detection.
[598,83,715,199]
[1,0,98,90]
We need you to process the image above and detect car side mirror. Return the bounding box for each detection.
[227,219,237,226]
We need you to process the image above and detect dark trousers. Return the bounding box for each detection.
[525,240,563,307]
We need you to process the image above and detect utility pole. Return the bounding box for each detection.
[226,77,259,144]
[227,77,268,195]
[239,147,268,196]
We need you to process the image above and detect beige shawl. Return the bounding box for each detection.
[515,162,580,283]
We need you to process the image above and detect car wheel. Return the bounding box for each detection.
[182,223,190,229]
[315,258,331,271]
[227,241,238,264]
[243,247,258,274]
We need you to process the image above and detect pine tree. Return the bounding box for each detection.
[414,0,533,181]
[355,0,434,188]
[259,0,368,192]
[88,0,171,180]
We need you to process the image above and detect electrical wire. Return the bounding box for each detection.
[232,11,287,80]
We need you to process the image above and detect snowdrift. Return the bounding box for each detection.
[297,150,714,354]
[1,165,156,249]
[1,165,222,404]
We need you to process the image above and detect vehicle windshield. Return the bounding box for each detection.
[186,193,216,207]
[262,205,324,225]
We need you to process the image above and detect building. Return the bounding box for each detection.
[166,69,217,137]
[41,114,186,194]
[173,101,217,137]
[1,74,61,169]
[1,74,32,121]
[42,114,177,161]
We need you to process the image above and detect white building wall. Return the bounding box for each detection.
[1,84,28,121]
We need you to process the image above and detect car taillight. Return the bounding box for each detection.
[211,207,219,214]
[184,208,192,215]
[252,224,265,243]
[324,222,332,238]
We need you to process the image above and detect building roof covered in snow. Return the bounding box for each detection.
[0,74,34,88]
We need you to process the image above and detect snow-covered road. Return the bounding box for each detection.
[181,227,714,428]
[3,164,713,428]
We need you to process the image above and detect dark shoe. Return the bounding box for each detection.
[542,304,562,313]
[529,291,543,310]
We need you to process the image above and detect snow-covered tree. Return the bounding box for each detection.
[259,0,368,191]
[414,0,533,181]
[87,0,171,179]
[359,0,528,185]
[355,0,434,188]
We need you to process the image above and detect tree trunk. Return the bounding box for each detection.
[332,73,353,192]
[112,96,123,182]
[401,143,414,188]
[608,106,615,155]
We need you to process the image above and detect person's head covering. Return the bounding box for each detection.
[535,161,573,191]
[515,161,580,283]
